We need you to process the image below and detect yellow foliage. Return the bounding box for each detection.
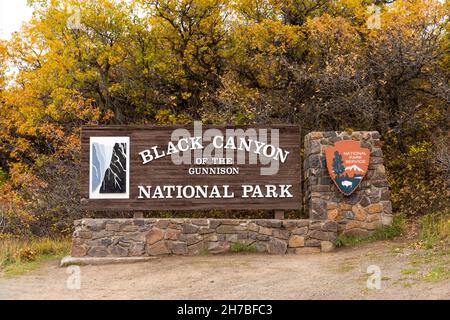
[0,0,447,236]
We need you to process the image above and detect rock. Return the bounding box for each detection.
[311,185,331,192]
[371,131,381,139]
[121,225,138,232]
[105,222,120,231]
[191,219,208,226]
[327,209,339,220]
[322,220,338,232]
[254,242,267,253]
[247,222,259,232]
[256,220,282,228]
[288,235,305,248]
[155,219,170,228]
[168,223,182,229]
[352,204,367,221]
[343,210,354,219]
[380,189,391,201]
[169,218,184,224]
[126,232,146,243]
[345,220,361,230]
[238,239,255,246]
[367,214,381,223]
[168,241,187,255]
[296,220,310,228]
[321,241,335,252]
[310,140,321,154]
[100,238,113,247]
[165,228,181,240]
[202,233,218,242]
[372,178,388,186]
[305,239,321,247]
[129,243,145,256]
[118,237,132,247]
[326,202,338,210]
[182,224,199,234]
[146,228,164,245]
[292,227,308,235]
[295,247,320,254]
[309,132,323,139]
[381,201,393,215]
[311,199,327,220]
[365,221,381,230]
[319,177,332,185]
[309,230,335,241]
[208,241,230,254]
[198,227,214,234]
[281,220,297,230]
[381,214,393,226]
[221,219,240,225]
[83,220,106,232]
[309,222,323,230]
[74,231,92,239]
[181,233,202,245]
[258,226,273,236]
[209,220,221,229]
[110,246,129,257]
[188,242,206,255]
[359,196,371,207]
[71,244,87,257]
[366,203,383,214]
[87,246,108,257]
[147,241,169,255]
[267,238,287,254]
[272,229,290,240]
[248,232,258,240]
[237,232,248,239]
[351,132,362,140]
[308,154,321,168]
[225,234,238,242]
[339,203,353,211]
[216,225,245,233]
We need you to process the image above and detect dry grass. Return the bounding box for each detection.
[416,210,449,249]
[0,236,71,277]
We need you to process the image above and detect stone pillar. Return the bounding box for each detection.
[303,131,393,237]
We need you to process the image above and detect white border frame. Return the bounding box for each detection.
[89,136,130,199]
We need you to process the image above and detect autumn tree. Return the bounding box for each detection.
[0,0,448,235]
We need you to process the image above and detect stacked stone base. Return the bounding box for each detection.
[304,131,393,237]
[71,218,338,257]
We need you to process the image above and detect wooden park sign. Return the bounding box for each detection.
[324,140,370,195]
[81,123,301,210]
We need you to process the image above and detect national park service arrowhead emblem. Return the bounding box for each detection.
[325,140,370,196]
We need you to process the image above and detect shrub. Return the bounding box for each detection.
[417,210,450,249]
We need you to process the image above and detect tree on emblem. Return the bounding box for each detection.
[332,151,345,177]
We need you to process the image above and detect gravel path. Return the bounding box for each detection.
[0,240,448,300]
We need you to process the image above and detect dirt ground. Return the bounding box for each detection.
[0,240,448,300]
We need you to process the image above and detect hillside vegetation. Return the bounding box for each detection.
[0,0,448,237]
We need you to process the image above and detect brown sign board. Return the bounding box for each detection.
[81,124,301,211]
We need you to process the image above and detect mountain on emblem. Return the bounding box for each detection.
[324,140,370,195]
